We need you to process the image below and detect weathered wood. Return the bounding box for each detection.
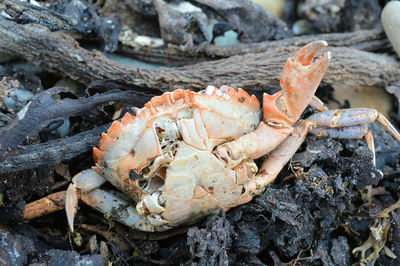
[0,88,150,160]
[0,123,110,173]
[2,0,77,31]
[119,29,390,65]
[0,18,399,94]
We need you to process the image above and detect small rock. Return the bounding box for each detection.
[45,249,106,266]
[214,30,240,46]
[4,89,34,112]
[9,89,34,102]
[0,229,36,265]
[210,21,235,44]
[382,1,400,58]
[292,19,314,35]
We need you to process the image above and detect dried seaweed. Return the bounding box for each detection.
[187,212,233,265]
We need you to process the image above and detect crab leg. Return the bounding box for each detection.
[249,109,400,195]
[65,169,107,231]
[81,189,160,232]
[311,126,376,164]
[308,108,400,166]
[307,109,400,142]
[247,120,312,196]
[24,168,106,224]
[24,190,67,219]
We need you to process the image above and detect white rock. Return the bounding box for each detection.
[382,1,400,58]
[214,30,239,46]
[292,19,314,35]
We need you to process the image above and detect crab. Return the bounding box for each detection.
[24,41,400,232]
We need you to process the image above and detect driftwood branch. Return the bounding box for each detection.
[0,17,399,94]
[0,88,150,159]
[120,29,390,65]
[0,123,110,173]
[2,0,77,31]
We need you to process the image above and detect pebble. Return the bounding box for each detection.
[292,19,314,35]
[4,89,34,111]
[214,30,240,46]
[206,19,239,46]
[382,1,400,58]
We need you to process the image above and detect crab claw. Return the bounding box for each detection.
[292,40,329,66]
[66,169,106,232]
[264,41,330,127]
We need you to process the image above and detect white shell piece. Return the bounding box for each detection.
[168,1,202,13]
[154,116,180,144]
[119,27,164,49]
[143,153,173,179]
[142,192,166,214]
[134,36,164,48]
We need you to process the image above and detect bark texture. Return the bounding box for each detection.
[0,18,398,94]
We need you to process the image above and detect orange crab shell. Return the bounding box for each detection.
[91,87,261,200]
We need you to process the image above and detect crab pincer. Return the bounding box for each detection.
[264,40,331,127]
[215,41,331,168]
